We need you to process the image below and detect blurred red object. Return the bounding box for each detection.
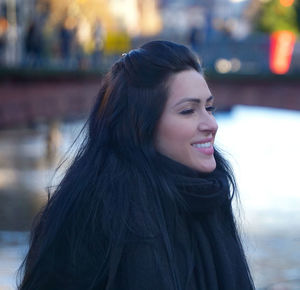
[0,17,8,35]
[269,30,296,74]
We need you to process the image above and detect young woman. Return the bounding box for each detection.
[19,40,254,290]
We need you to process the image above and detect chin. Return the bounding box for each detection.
[193,159,216,173]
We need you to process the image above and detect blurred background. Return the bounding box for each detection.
[0,0,300,289]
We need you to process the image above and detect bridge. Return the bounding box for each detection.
[0,71,299,129]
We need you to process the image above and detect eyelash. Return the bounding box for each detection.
[180,109,195,115]
[206,106,216,113]
[179,106,216,115]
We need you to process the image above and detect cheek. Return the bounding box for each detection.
[155,117,193,153]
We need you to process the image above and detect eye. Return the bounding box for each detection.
[206,106,216,113]
[179,109,195,115]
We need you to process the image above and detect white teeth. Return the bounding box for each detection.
[192,142,211,148]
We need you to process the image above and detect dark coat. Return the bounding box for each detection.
[106,211,253,290]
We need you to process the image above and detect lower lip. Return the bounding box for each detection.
[192,145,214,155]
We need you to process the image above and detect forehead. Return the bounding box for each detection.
[167,70,212,106]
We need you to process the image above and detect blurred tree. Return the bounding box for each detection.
[256,0,299,34]
[295,0,300,27]
[37,0,161,36]
[38,0,111,56]
[36,0,161,55]
[39,0,109,28]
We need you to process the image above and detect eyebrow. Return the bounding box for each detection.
[173,95,214,107]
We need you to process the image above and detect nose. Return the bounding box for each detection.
[197,113,218,134]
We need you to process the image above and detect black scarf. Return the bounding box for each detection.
[157,154,255,290]
[104,154,254,290]
[158,153,231,213]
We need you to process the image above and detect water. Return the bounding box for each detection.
[216,106,300,230]
[0,232,28,290]
[1,105,300,289]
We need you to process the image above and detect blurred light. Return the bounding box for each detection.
[229,0,247,2]
[259,0,271,3]
[77,19,91,44]
[269,31,296,74]
[229,19,251,40]
[279,0,294,7]
[215,59,232,74]
[108,0,161,36]
[230,58,241,72]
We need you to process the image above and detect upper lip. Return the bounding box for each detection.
[191,138,213,145]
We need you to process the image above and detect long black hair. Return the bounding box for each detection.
[18,40,252,289]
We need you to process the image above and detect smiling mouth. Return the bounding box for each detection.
[192,142,212,148]
[191,141,214,155]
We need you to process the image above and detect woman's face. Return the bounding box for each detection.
[155,70,218,173]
